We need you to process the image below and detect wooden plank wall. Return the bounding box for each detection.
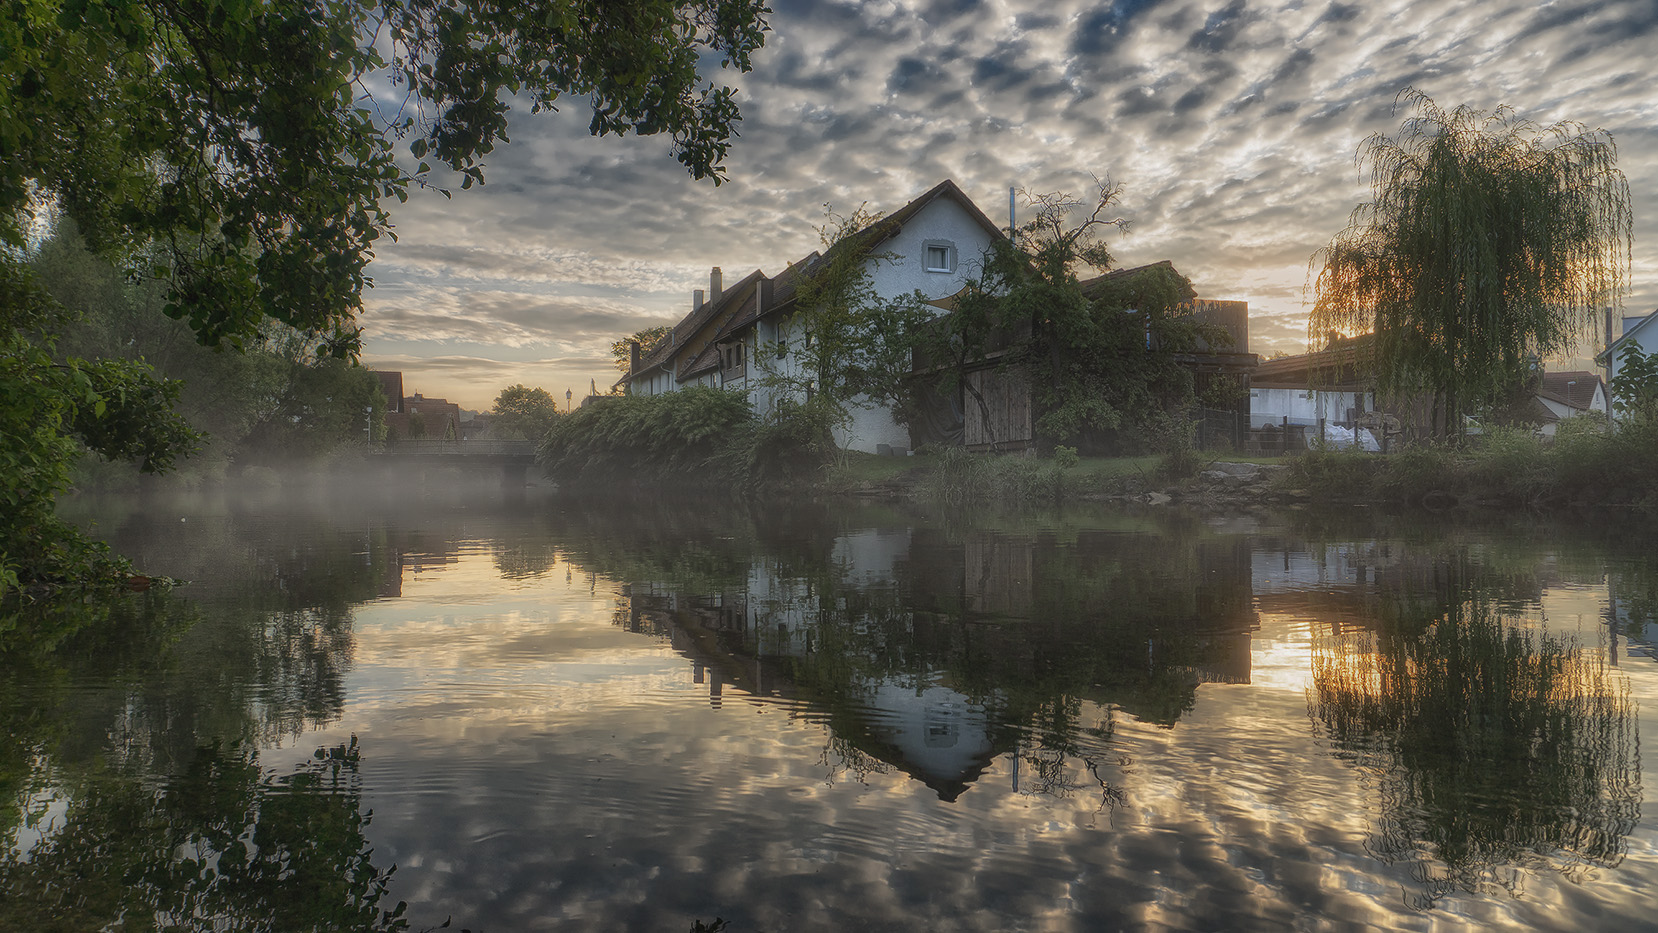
[964,367,1033,450]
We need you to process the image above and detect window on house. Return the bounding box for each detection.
[923,240,956,273]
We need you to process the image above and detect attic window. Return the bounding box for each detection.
[923,240,956,274]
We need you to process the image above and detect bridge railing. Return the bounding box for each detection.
[381,438,538,457]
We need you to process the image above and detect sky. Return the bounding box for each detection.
[359,0,1658,411]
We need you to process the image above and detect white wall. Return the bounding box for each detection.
[1249,387,1368,429]
[867,195,996,303]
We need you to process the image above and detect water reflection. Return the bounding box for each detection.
[574,500,1258,805]
[2,735,404,933]
[1309,587,1640,908]
[9,492,1658,929]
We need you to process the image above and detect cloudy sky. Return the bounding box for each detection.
[360,0,1658,411]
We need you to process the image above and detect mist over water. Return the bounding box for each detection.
[8,487,1658,931]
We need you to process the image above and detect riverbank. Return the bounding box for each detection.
[823,428,1658,513]
[822,449,1301,509]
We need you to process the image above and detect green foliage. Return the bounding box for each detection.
[539,386,755,486]
[1,267,200,594]
[1311,89,1632,434]
[1287,446,1382,494]
[918,447,1065,505]
[1612,343,1658,420]
[2,0,769,590]
[755,205,932,429]
[1153,431,1204,482]
[747,397,838,483]
[611,326,672,373]
[29,229,386,473]
[491,384,562,440]
[236,358,384,464]
[1285,419,1658,509]
[3,0,770,353]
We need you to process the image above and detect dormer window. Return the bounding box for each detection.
[923,240,956,273]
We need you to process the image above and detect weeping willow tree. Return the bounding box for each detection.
[1309,90,1632,436]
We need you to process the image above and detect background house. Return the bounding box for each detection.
[1527,371,1608,437]
[1600,308,1658,416]
[1247,339,1379,450]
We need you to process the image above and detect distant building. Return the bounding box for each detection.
[385,392,461,441]
[372,371,405,413]
[1528,371,1607,437]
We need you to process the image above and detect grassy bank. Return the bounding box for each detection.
[1283,420,1658,510]
[821,446,1248,503]
[822,419,1658,514]
[541,389,1658,513]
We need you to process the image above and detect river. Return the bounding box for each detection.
[4,485,1658,931]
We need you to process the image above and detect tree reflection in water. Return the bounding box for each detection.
[2,515,405,932]
[1310,600,1640,908]
[1,736,407,933]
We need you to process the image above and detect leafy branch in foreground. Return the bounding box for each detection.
[2,0,770,591]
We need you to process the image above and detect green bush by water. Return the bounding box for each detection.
[538,388,841,490]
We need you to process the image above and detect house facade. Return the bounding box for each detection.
[620,179,1005,454]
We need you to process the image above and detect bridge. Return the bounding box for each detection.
[375,438,541,486]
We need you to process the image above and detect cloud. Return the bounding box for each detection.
[360,0,1658,391]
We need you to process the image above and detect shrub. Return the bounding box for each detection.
[920,447,1066,503]
[1464,427,1549,502]
[748,398,838,483]
[920,445,992,504]
[1288,446,1380,495]
[539,387,755,487]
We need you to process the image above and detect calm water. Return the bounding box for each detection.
[6,487,1658,931]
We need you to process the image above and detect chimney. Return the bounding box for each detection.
[757,275,771,316]
[693,288,704,312]
[629,340,641,374]
[710,266,723,304]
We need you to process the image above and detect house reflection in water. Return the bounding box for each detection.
[617,524,1259,801]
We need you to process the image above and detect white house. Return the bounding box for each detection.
[1530,371,1608,437]
[619,179,1006,454]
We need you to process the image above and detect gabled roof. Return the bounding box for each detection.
[621,179,1007,385]
[766,178,1008,316]
[625,268,766,384]
[682,281,766,380]
[1600,307,1658,363]
[1537,371,1603,411]
[1077,259,1196,302]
